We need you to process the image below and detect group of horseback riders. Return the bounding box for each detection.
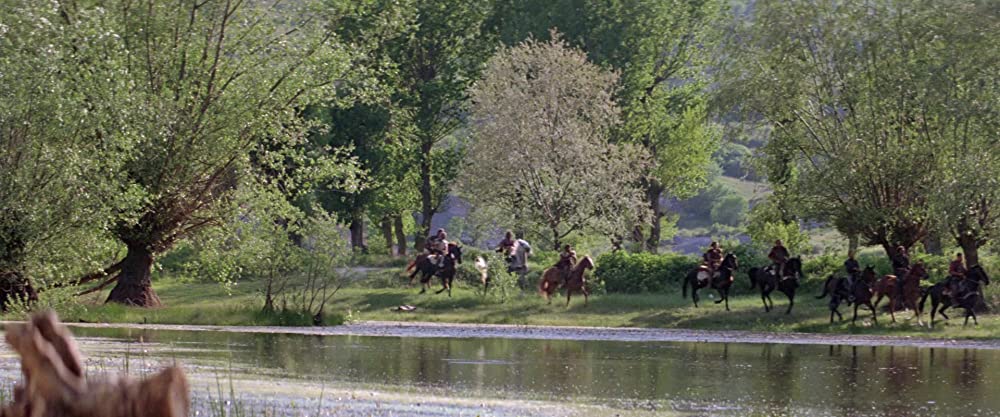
[700,239,793,281]
[496,230,579,285]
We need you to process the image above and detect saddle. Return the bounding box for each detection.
[696,265,715,283]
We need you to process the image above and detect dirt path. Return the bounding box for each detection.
[12,320,998,350]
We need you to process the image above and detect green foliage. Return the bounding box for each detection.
[747,221,811,256]
[717,0,1000,252]
[0,1,130,284]
[482,252,520,303]
[710,194,748,227]
[595,251,699,293]
[462,34,650,250]
[677,180,736,226]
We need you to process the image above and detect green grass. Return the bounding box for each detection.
[24,275,1000,340]
[18,279,344,327]
[717,175,770,202]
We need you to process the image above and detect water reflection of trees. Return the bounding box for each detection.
[70,328,1000,416]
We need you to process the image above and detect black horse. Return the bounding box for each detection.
[920,264,990,327]
[748,257,803,314]
[683,253,739,311]
[411,243,463,296]
[815,266,878,324]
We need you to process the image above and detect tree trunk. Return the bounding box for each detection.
[923,232,943,255]
[349,210,367,253]
[551,225,561,251]
[0,270,37,312]
[958,235,980,267]
[393,214,407,257]
[380,216,394,256]
[644,181,665,253]
[106,244,161,307]
[417,139,434,252]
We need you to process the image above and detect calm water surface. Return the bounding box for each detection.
[10,327,1000,416]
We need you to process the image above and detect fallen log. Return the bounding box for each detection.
[0,311,189,417]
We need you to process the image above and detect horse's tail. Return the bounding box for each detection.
[815,276,832,299]
[682,272,689,298]
[406,260,417,272]
[748,268,758,290]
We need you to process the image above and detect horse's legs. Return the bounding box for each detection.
[889,298,897,323]
[785,290,795,315]
[583,287,589,306]
[852,303,860,324]
[724,289,730,312]
[691,287,699,308]
[939,302,951,320]
[869,302,878,324]
[760,291,769,312]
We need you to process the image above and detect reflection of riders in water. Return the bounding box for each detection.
[426,229,449,267]
[768,240,790,279]
[702,241,724,274]
[555,245,577,284]
[949,252,967,278]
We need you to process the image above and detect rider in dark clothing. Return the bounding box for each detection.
[890,245,910,301]
[844,251,861,302]
[703,242,724,274]
[496,230,516,264]
[949,253,967,278]
[768,240,790,279]
[555,245,577,283]
[890,246,910,277]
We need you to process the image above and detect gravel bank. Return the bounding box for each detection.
[16,320,999,350]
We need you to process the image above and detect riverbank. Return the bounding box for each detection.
[15,277,1000,341]
[36,320,1000,350]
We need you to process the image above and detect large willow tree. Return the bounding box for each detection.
[717,0,999,258]
[0,2,128,308]
[43,0,363,306]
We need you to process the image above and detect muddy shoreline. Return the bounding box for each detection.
[4,320,996,350]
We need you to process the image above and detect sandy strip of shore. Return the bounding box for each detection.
[4,320,996,350]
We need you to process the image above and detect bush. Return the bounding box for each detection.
[595,251,699,293]
[711,194,748,226]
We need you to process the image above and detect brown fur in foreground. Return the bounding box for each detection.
[0,311,189,417]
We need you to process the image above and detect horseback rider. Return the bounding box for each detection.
[844,251,861,302]
[702,241,724,275]
[890,245,910,301]
[496,230,516,264]
[949,252,967,279]
[890,245,910,278]
[426,228,450,267]
[768,239,790,279]
[555,244,577,284]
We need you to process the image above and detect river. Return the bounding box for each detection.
[0,325,997,416]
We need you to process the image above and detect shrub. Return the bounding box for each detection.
[710,194,748,226]
[595,251,699,293]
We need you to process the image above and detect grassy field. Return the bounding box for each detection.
[18,275,999,340]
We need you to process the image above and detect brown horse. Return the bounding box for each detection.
[540,256,594,306]
[873,262,926,325]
